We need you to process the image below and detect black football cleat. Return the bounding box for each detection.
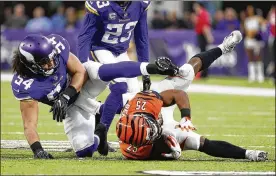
[95,123,108,156]
[155,56,179,76]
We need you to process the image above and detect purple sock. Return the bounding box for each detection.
[98,61,142,82]
[99,102,123,115]
[100,82,127,130]
[76,136,99,157]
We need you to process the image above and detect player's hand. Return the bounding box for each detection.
[50,93,70,122]
[142,75,151,91]
[155,56,179,76]
[162,134,181,160]
[34,149,54,159]
[179,117,196,132]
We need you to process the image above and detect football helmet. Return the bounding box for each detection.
[18,34,60,77]
[116,113,162,147]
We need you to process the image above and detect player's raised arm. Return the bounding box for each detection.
[20,100,53,159]
[77,3,98,63]
[160,89,195,131]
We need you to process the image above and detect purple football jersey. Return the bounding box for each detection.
[11,34,71,106]
[78,1,150,63]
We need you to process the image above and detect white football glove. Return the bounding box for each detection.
[161,134,181,160]
[179,117,196,132]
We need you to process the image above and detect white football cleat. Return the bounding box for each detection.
[218,30,243,54]
[246,150,268,162]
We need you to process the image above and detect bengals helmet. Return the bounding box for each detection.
[116,113,162,147]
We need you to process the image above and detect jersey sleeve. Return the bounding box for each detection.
[77,13,98,63]
[134,5,149,62]
[141,1,151,11]
[47,34,70,65]
[85,1,100,16]
[11,74,33,100]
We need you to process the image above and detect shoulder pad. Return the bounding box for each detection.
[141,1,151,11]
[85,1,111,15]
[47,34,70,63]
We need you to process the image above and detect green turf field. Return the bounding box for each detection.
[1,77,275,175]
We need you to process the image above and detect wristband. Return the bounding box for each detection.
[63,85,77,99]
[180,108,191,119]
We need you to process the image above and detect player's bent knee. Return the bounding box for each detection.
[182,131,201,151]
[109,82,128,94]
[180,64,195,81]
[83,61,103,80]
[76,135,100,157]
[163,64,194,91]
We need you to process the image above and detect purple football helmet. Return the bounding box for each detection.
[18,34,60,76]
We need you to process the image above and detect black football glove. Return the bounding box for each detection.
[155,56,179,76]
[50,86,77,122]
[34,149,54,159]
[142,75,151,91]
[51,94,69,122]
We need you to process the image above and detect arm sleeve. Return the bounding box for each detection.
[77,13,98,63]
[134,11,149,62]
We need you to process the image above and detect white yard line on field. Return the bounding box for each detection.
[1,140,275,153]
[2,73,275,97]
[142,171,276,176]
[2,132,275,138]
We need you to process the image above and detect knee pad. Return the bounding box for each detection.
[83,61,102,80]
[109,82,128,94]
[76,136,99,157]
[161,64,194,92]
[182,131,201,150]
[174,128,201,151]
[179,64,195,81]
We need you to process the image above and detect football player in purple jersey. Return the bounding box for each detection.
[77,1,151,154]
[11,33,178,159]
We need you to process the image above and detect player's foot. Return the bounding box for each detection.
[155,56,179,76]
[246,150,268,161]
[95,123,108,156]
[218,30,243,54]
[107,142,117,152]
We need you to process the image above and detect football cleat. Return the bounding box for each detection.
[155,56,179,76]
[218,30,243,54]
[95,123,109,156]
[246,150,268,162]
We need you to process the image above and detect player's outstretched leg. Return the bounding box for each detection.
[198,137,268,161]
[179,30,243,78]
[97,57,178,82]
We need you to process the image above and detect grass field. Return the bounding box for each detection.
[1,77,275,175]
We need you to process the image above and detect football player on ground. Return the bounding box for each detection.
[116,30,268,161]
[77,1,151,154]
[11,34,178,159]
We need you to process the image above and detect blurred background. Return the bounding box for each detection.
[1,1,275,84]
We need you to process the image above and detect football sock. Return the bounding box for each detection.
[98,103,123,115]
[98,61,149,82]
[199,139,246,159]
[76,137,99,157]
[192,47,222,71]
[100,82,127,130]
